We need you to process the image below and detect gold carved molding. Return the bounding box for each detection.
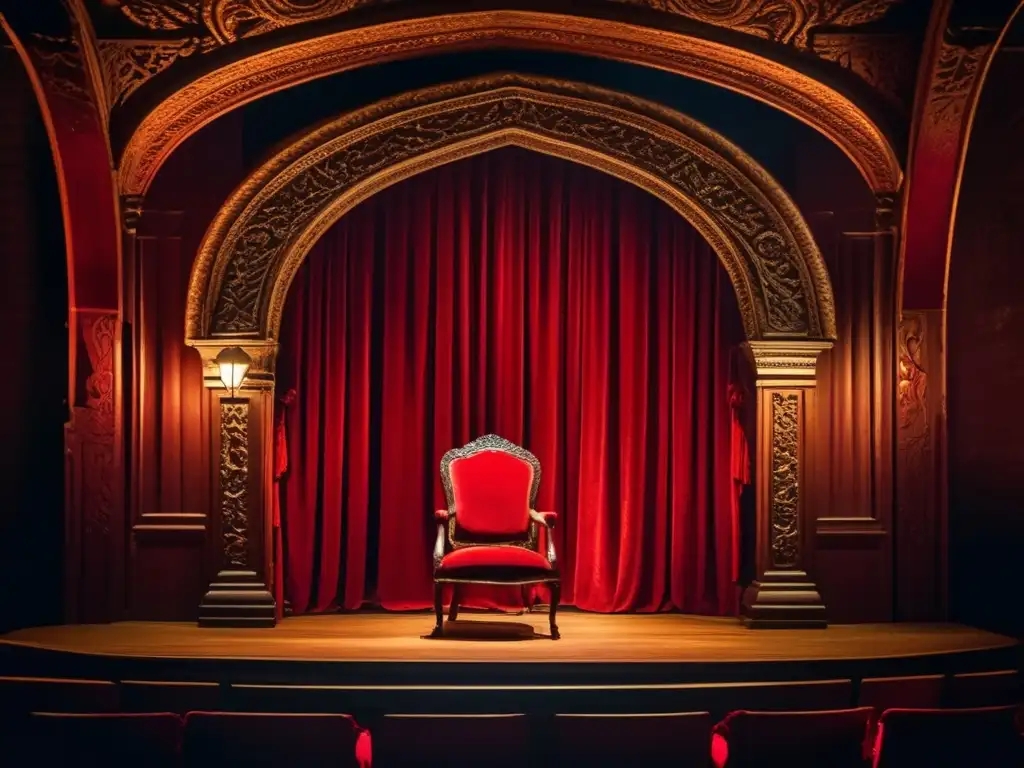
[220,398,250,568]
[611,0,901,50]
[745,339,833,384]
[185,74,836,348]
[769,391,801,569]
[118,10,901,197]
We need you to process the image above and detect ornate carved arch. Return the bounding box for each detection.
[186,74,835,359]
[120,10,902,197]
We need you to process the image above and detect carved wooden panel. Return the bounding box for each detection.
[220,399,250,568]
[770,391,801,569]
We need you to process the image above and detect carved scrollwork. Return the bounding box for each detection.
[220,399,250,568]
[897,312,929,444]
[770,391,800,569]
[927,38,991,150]
[190,75,833,344]
[609,0,900,49]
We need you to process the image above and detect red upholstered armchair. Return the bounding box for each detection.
[431,435,560,639]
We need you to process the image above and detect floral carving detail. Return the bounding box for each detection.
[897,312,928,445]
[609,0,900,49]
[770,391,800,568]
[207,80,817,338]
[927,39,991,149]
[812,33,915,108]
[220,399,250,568]
[98,39,206,108]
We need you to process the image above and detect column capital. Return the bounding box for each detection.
[188,338,278,390]
[120,194,144,234]
[744,340,832,386]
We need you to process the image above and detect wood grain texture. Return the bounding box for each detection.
[0,614,1014,664]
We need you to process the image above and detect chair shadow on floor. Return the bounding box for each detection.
[421,619,544,641]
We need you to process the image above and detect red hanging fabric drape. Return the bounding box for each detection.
[277,148,746,616]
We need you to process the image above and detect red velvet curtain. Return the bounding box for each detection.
[277,148,746,616]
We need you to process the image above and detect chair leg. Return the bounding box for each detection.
[549,582,560,640]
[447,584,461,622]
[431,582,444,638]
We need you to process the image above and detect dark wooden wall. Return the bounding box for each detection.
[947,46,1024,640]
[0,43,68,632]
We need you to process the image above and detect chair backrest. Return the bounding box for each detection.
[441,435,539,540]
[872,706,1023,767]
[29,712,183,768]
[712,707,875,768]
[554,712,713,766]
[373,714,531,768]
[183,711,370,767]
[948,669,1021,708]
[858,675,944,711]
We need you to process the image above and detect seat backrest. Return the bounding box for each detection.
[858,675,945,711]
[29,712,183,768]
[441,435,539,540]
[873,706,1022,768]
[712,707,875,768]
[948,670,1021,708]
[373,714,531,768]
[183,711,370,767]
[120,679,222,715]
[554,712,712,766]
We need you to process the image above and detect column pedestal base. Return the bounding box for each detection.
[198,570,276,628]
[741,571,827,628]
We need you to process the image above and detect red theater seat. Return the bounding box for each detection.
[858,675,945,711]
[0,675,119,716]
[182,711,371,767]
[711,707,875,768]
[28,712,183,767]
[372,714,531,768]
[553,712,713,766]
[872,706,1023,767]
[948,670,1021,708]
[120,679,222,715]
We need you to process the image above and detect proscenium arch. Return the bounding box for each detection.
[186,75,836,353]
[123,10,901,197]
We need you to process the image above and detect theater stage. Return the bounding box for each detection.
[0,614,1017,705]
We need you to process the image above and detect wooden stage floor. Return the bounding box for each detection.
[1,613,1016,665]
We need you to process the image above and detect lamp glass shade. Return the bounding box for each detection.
[215,347,251,394]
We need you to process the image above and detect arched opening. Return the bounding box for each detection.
[186,75,836,628]
[0,27,69,632]
[275,146,749,615]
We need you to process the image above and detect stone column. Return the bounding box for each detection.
[742,340,832,628]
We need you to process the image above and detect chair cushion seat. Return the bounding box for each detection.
[438,545,552,575]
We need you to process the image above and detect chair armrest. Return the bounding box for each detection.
[434,509,450,522]
[529,509,557,529]
[432,520,447,570]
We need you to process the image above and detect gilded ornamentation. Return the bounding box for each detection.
[770,391,800,569]
[610,0,900,49]
[98,39,205,108]
[28,34,97,120]
[927,39,991,148]
[812,33,915,108]
[188,75,834,345]
[220,399,250,568]
[118,11,901,197]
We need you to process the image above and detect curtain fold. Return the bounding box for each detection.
[277,148,745,616]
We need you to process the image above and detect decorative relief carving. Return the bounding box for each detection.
[897,312,929,448]
[98,39,205,108]
[812,33,915,108]
[76,313,118,538]
[101,0,391,105]
[927,38,991,149]
[28,33,98,121]
[118,11,902,198]
[220,399,250,568]
[610,0,900,49]
[197,76,831,343]
[770,391,800,568]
